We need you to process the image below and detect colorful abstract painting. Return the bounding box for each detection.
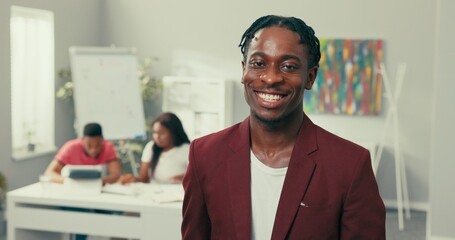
[304,39,383,115]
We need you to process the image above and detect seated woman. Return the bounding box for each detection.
[119,112,190,184]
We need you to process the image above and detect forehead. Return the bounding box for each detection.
[152,122,167,132]
[248,26,307,59]
[82,136,102,144]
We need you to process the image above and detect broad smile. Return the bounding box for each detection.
[257,92,284,102]
[254,90,289,108]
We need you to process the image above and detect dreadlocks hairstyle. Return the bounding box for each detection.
[238,15,321,68]
[150,112,190,173]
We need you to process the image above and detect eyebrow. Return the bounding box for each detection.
[281,54,302,63]
[249,52,302,63]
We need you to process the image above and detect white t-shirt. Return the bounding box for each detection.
[250,150,288,240]
[141,141,190,183]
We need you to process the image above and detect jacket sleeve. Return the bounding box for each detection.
[181,140,211,239]
[340,149,386,239]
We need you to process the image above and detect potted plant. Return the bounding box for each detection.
[137,57,162,101]
[0,172,7,235]
[55,69,73,101]
[24,128,36,152]
[22,122,37,152]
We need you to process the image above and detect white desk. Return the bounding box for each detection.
[7,182,183,240]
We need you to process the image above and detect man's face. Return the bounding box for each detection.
[242,26,317,124]
[82,136,103,158]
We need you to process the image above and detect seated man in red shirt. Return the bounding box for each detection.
[45,122,121,185]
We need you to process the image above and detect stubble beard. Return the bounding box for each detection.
[251,110,292,128]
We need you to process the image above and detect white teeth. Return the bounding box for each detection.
[257,92,283,102]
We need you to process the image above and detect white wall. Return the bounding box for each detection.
[0,0,441,211]
[100,0,435,206]
[429,0,455,238]
[0,1,11,187]
[0,0,102,190]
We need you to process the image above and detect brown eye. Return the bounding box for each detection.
[249,60,265,68]
[281,63,299,72]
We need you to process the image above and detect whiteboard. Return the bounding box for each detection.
[69,46,146,140]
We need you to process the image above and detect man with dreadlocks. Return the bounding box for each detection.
[182,15,385,240]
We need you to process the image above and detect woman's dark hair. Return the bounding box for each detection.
[238,15,321,68]
[150,112,190,173]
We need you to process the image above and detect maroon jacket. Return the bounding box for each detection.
[182,115,385,240]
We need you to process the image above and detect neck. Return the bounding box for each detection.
[249,111,304,168]
[162,145,174,152]
[250,110,304,139]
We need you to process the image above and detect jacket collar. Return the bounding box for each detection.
[226,114,319,239]
[227,117,252,240]
[271,114,318,239]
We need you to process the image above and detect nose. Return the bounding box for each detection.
[261,65,283,85]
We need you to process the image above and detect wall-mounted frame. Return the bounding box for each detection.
[304,39,383,115]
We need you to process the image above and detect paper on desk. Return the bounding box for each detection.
[102,183,142,196]
[102,183,184,203]
[148,190,184,203]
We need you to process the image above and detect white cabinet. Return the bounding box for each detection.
[162,76,233,140]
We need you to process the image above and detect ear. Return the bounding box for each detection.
[241,61,246,84]
[305,66,318,90]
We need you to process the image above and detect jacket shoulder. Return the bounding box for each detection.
[192,122,242,149]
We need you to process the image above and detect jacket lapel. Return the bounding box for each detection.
[227,118,252,240]
[271,115,319,240]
